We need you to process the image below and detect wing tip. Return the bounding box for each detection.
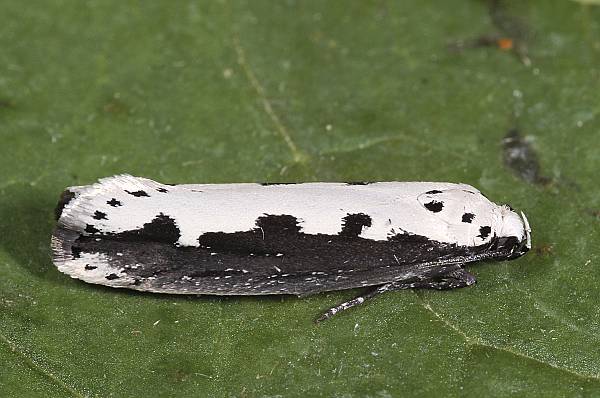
[51,227,138,288]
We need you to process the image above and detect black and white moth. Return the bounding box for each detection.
[51,175,531,321]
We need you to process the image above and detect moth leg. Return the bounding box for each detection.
[316,266,476,322]
[316,284,395,322]
[410,266,476,290]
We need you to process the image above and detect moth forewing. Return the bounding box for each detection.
[52,175,531,319]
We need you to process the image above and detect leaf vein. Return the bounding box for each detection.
[415,294,600,382]
[0,329,86,398]
[319,134,470,161]
[232,34,307,163]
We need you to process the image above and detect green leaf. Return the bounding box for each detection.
[1,1,600,396]
[571,0,600,5]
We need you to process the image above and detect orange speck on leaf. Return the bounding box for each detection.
[497,38,514,51]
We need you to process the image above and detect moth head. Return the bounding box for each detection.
[496,205,531,259]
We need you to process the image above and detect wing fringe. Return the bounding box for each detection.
[57,174,164,233]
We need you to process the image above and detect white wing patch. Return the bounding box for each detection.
[57,175,507,247]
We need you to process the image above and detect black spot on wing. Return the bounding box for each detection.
[54,189,76,220]
[110,214,181,244]
[462,213,475,223]
[85,224,100,234]
[84,264,97,270]
[425,190,443,194]
[256,214,301,234]
[424,201,444,213]
[107,198,122,207]
[156,187,169,193]
[346,181,372,185]
[105,273,119,280]
[93,211,108,220]
[340,213,372,237]
[72,247,82,258]
[198,231,265,256]
[125,190,150,197]
[198,215,301,255]
[478,226,492,239]
[388,233,433,244]
[259,182,298,186]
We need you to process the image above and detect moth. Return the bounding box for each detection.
[52,175,531,321]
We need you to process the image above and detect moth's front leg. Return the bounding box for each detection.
[411,266,476,290]
[316,265,476,322]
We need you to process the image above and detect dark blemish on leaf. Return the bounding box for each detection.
[478,226,492,239]
[426,190,443,194]
[502,128,550,185]
[156,187,169,193]
[106,273,120,280]
[173,369,193,383]
[346,182,372,185]
[107,198,122,207]
[125,190,150,197]
[588,209,600,220]
[448,0,530,66]
[93,211,107,220]
[102,96,129,115]
[110,214,180,244]
[488,0,530,65]
[424,201,444,213]
[84,264,97,270]
[0,99,15,109]
[54,189,76,220]
[340,213,372,237]
[462,213,475,223]
[85,224,100,234]
[534,244,553,257]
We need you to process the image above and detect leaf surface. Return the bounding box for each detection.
[1,1,599,396]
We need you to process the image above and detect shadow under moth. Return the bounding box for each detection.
[52,175,531,321]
